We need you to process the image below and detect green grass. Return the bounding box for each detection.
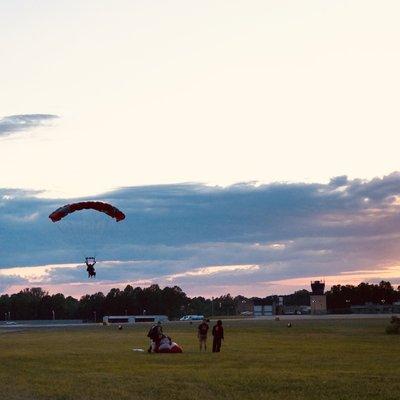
[1,318,399,400]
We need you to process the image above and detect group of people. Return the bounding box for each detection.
[146,319,224,353]
[197,318,224,352]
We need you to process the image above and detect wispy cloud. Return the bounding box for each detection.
[0,114,59,137]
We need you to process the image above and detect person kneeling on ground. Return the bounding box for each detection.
[147,321,163,353]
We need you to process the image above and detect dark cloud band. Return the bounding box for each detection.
[2,173,400,293]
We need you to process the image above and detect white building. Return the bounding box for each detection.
[253,299,276,316]
[103,315,168,324]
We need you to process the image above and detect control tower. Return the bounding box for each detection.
[310,280,327,314]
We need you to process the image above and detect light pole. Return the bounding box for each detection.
[211,297,214,317]
[93,311,97,323]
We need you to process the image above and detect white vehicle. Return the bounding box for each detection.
[179,315,204,321]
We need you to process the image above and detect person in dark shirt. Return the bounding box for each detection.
[212,319,224,353]
[147,321,163,353]
[197,318,209,351]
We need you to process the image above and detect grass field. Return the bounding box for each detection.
[1,318,399,400]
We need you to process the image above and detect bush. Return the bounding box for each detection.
[385,315,400,334]
[385,324,399,334]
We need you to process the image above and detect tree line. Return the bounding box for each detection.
[1,281,399,320]
[0,285,245,321]
[326,281,400,312]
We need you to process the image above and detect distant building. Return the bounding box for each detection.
[310,280,327,315]
[350,302,400,314]
[237,299,254,315]
[253,299,276,316]
[283,305,311,315]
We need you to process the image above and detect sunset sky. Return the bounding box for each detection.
[1,1,400,298]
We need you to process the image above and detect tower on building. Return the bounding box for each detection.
[310,280,327,314]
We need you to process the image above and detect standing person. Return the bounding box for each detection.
[197,318,209,351]
[212,319,224,353]
[147,321,163,353]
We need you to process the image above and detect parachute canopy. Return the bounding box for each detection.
[49,201,125,223]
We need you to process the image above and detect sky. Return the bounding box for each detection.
[1,1,400,298]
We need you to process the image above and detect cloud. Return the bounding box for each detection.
[0,114,59,137]
[2,173,400,295]
[0,274,29,293]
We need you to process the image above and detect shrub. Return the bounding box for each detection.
[385,315,400,334]
[385,324,399,334]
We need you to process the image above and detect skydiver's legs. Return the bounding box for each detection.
[87,266,96,278]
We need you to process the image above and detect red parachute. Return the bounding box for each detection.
[49,201,125,222]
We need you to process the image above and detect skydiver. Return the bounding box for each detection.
[85,257,96,278]
[87,264,96,278]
